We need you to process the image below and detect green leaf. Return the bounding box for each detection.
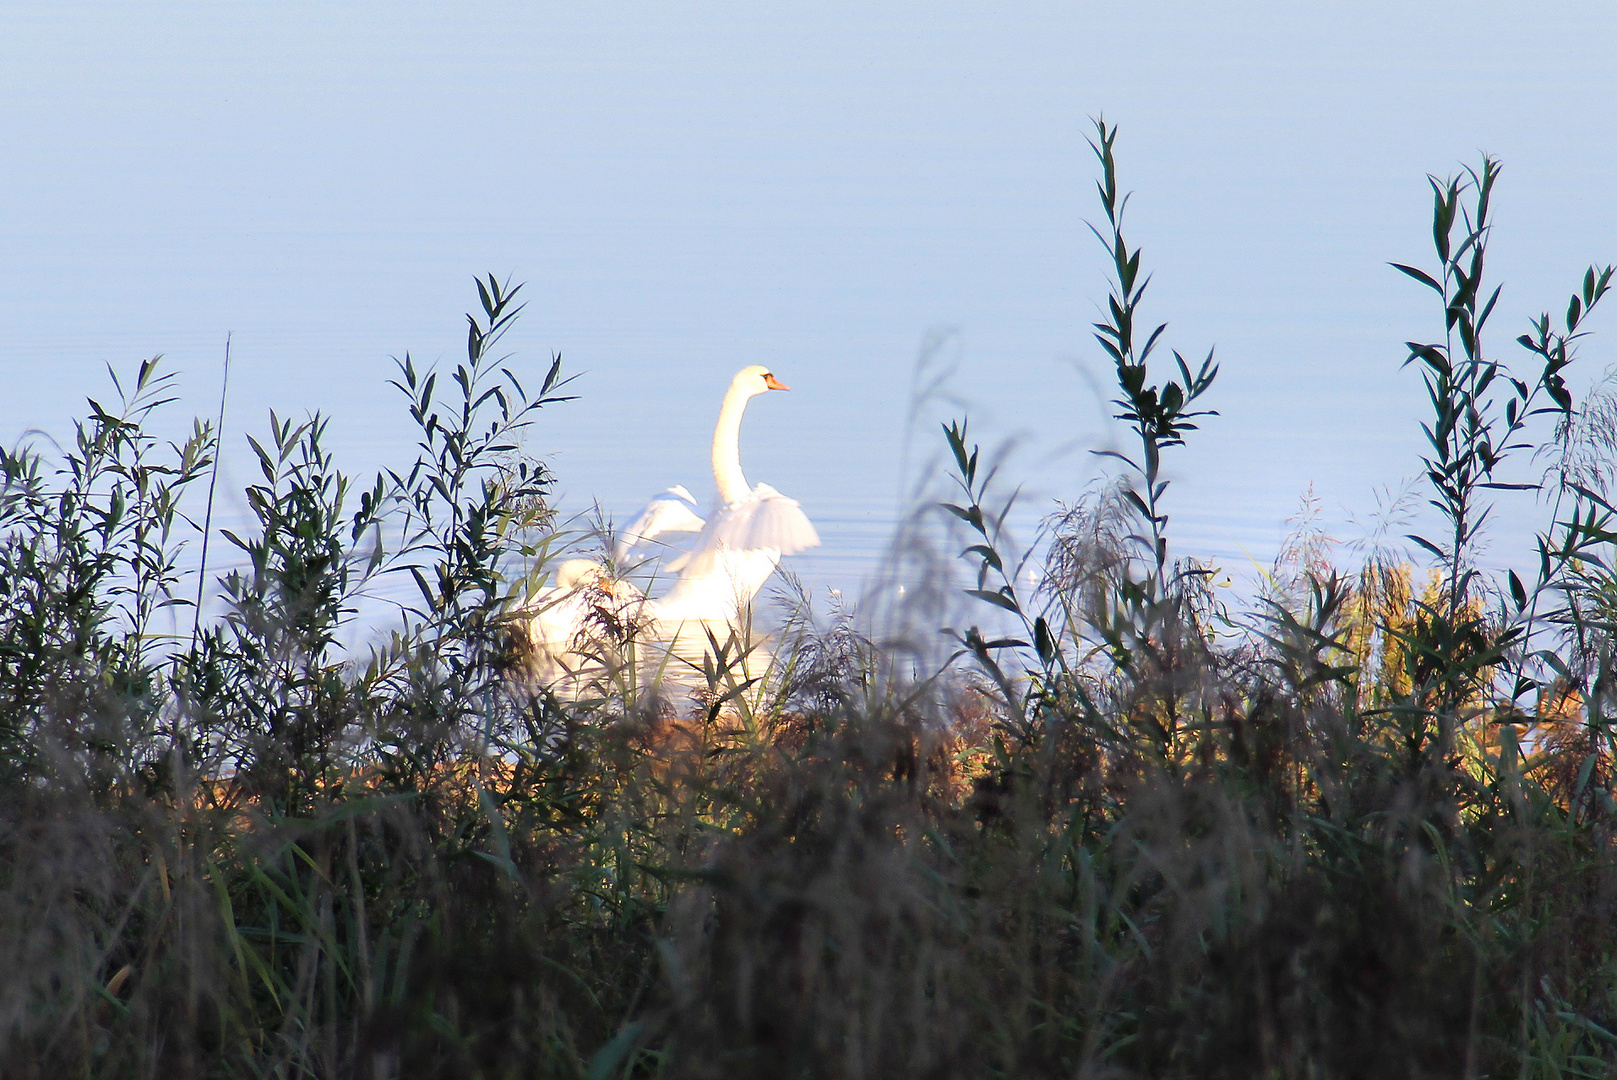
[1034,615,1055,664]
[1406,533,1446,561]
[1391,262,1442,293]
[966,588,1021,614]
[1537,649,1572,682]
[963,544,1004,572]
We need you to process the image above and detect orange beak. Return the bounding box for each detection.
[764,373,790,391]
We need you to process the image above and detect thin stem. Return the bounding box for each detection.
[193,334,231,650]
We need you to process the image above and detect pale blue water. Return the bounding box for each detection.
[4,2,1617,623]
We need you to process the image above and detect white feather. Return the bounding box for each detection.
[671,483,819,581]
[615,485,706,563]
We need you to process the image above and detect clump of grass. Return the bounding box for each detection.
[2,126,1617,1079]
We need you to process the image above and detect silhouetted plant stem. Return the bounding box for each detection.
[192,333,230,651]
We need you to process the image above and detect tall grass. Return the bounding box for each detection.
[3,125,1617,1078]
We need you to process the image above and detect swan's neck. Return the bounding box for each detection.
[712,384,754,505]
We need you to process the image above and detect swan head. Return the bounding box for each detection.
[551,558,639,599]
[730,364,790,399]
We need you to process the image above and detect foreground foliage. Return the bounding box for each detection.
[3,128,1617,1078]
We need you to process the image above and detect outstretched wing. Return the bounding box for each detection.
[673,483,819,579]
[712,483,820,554]
[616,486,707,562]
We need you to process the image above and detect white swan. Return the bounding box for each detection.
[514,558,647,683]
[628,365,819,626]
[512,367,817,693]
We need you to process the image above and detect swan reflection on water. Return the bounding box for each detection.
[512,365,818,701]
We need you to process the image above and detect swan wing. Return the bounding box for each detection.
[718,483,820,555]
[616,487,707,561]
[673,484,819,580]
